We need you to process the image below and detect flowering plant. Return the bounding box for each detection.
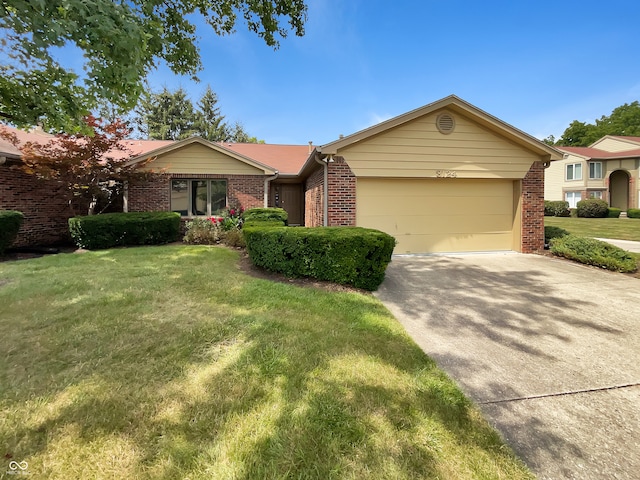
[219,206,244,231]
[183,217,222,244]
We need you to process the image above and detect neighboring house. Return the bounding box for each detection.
[2,95,561,253]
[545,136,640,210]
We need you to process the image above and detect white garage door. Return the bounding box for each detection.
[357,178,516,253]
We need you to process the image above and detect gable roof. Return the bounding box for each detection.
[556,145,640,160]
[599,135,640,146]
[221,143,311,175]
[0,125,54,158]
[318,95,563,161]
[126,136,278,174]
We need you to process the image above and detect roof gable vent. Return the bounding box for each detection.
[436,113,455,135]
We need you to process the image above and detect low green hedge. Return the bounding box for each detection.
[0,210,24,254]
[544,225,569,245]
[69,212,181,249]
[244,226,396,291]
[544,200,570,217]
[550,235,637,273]
[627,208,640,219]
[607,208,622,218]
[242,207,288,225]
[576,199,608,218]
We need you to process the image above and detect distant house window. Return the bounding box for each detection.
[171,179,227,216]
[566,163,582,181]
[565,191,581,209]
[589,162,603,179]
[589,191,603,200]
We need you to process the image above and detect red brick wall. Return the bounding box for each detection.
[304,165,324,227]
[522,161,545,253]
[0,162,78,247]
[327,156,356,226]
[127,173,265,213]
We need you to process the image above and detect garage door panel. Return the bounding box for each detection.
[359,213,512,235]
[357,178,515,253]
[360,195,512,215]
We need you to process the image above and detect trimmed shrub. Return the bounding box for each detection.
[544,226,569,245]
[244,226,396,291]
[544,200,570,217]
[627,208,640,219]
[607,208,622,218]
[576,199,609,218]
[0,210,24,254]
[69,212,180,249]
[550,235,637,273]
[242,207,288,225]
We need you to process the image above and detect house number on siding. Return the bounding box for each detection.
[436,170,457,178]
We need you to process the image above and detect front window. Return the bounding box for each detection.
[565,191,581,209]
[171,179,227,216]
[589,191,603,200]
[566,163,582,181]
[589,162,603,179]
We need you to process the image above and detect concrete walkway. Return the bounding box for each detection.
[594,238,640,253]
[375,253,640,480]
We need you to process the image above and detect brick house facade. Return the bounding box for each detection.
[521,161,545,253]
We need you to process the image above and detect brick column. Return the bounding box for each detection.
[327,156,356,226]
[521,161,545,253]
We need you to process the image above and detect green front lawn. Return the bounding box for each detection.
[0,246,532,479]
[545,216,640,241]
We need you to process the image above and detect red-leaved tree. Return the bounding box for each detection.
[1,116,156,215]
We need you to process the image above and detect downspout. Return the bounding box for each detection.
[314,154,329,226]
[123,181,128,213]
[264,171,279,207]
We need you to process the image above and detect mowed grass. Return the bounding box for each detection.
[0,245,532,479]
[545,216,640,241]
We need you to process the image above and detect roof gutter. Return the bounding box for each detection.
[264,172,279,207]
[314,153,329,226]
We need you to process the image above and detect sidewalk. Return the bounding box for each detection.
[595,238,640,253]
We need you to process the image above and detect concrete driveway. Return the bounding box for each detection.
[375,253,640,480]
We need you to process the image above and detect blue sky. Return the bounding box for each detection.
[149,0,640,145]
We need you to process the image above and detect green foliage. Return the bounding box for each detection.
[544,200,570,217]
[242,207,288,225]
[219,206,244,231]
[0,0,307,131]
[576,199,609,218]
[0,210,24,254]
[221,229,246,248]
[627,208,640,219]
[68,212,180,249]
[135,86,260,142]
[244,226,396,290]
[607,208,622,218]
[550,235,637,272]
[183,217,222,245]
[544,226,569,244]
[557,101,640,146]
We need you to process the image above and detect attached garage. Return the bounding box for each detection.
[303,95,562,254]
[357,178,519,253]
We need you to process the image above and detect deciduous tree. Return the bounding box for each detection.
[0,117,156,215]
[0,0,307,132]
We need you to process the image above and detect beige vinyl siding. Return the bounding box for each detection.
[544,160,564,200]
[591,137,640,152]
[357,178,516,253]
[338,110,539,179]
[143,143,264,174]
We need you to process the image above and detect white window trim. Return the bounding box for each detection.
[589,162,603,179]
[565,191,582,209]
[566,163,582,181]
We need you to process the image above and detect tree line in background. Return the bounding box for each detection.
[545,101,640,146]
[134,85,261,143]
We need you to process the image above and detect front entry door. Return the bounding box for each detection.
[271,184,303,225]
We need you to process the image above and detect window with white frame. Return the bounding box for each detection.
[589,191,603,199]
[589,162,603,179]
[566,163,582,181]
[171,179,227,216]
[565,191,581,209]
